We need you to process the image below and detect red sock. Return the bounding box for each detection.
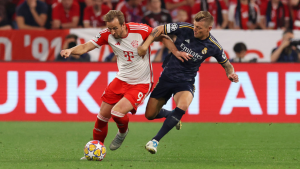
[93,115,109,143]
[111,110,129,133]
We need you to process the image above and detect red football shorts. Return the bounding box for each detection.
[101,78,152,114]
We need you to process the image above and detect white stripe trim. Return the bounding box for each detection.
[97,115,110,122]
[130,26,148,29]
[179,23,194,27]
[90,40,100,48]
[111,110,125,118]
[209,36,222,48]
[129,27,148,30]
[130,25,148,28]
[130,29,148,31]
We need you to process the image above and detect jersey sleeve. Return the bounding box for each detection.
[39,2,48,15]
[228,5,236,22]
[214,49,228,64]
[163,22,189,36]
[260,2,267,16]
[72,2,80,17]
[90,29,109,48]
[219,0,228,12]
[83,7,90,22]
[137,23,153,40]
[283,4,289,19]
[52,5,60,20]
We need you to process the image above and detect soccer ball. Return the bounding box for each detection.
[84,140,106,161]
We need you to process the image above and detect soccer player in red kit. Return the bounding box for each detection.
[52,0,80,29]
[60,10,191,159]
[83,0,111,28]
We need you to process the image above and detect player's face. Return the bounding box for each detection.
[193,20,212,40]
[107,18,126,39]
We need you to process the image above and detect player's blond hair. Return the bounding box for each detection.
[104,10,125,25]
[194,11,214,27]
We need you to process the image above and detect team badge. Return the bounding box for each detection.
[170,23,178,31]
[202,47,207,54]
[131,40,138,48]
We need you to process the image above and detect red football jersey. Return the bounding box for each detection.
[260,2,289,29]
[52,1,80,24]
[291,7,300,30]
[90,23,154,84]
[83,5,111,27]
[228,3,260,30]
[115,1,144,23]
[165,0,192,22]
[192,0,228,27]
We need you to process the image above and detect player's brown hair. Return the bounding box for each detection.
[194,11,214,27]
[104,10,125,25]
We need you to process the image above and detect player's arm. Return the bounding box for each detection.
[159,35,192,62]
[60,41,96,58]
[138,25,165,54]
[221,61,239,83]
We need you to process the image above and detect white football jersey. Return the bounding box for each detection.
[90,23,153,85]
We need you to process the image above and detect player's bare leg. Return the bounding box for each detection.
[145,97,165,120]
[109,97,133,150]
[81,102,114,160]
[146,91,193,154]
[145,97,181,130]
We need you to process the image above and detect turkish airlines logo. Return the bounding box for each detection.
[131,40,138,48]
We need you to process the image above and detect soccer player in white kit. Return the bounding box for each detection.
[60,10,191,158]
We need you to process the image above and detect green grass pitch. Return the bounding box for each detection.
[0,122,299,169]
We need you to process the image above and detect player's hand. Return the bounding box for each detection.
[228,73,239,83]
[174,51,193,62]
[60,49,72,58]
[137,46,147,58]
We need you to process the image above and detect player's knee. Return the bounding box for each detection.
[176,104,189,112]
[145,112,156,120]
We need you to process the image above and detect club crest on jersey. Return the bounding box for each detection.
[202,47,207,54]
[131,40,138,48]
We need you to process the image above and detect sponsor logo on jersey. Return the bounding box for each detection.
[131,40,138,48]
[202,47,207,54]
[180,43,203,62]
[115,42,120,45]
[185,39,190,43]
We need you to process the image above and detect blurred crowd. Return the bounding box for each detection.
[2,0,300,30]
[1,0,300,62]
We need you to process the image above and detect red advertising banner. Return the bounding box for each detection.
[0,62,300,122]
[0,30,70,61]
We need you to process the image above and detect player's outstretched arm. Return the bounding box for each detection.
[160,35,192,62]
[138,25,164,56]
[60,41,96,58]
[221,61,239,83]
